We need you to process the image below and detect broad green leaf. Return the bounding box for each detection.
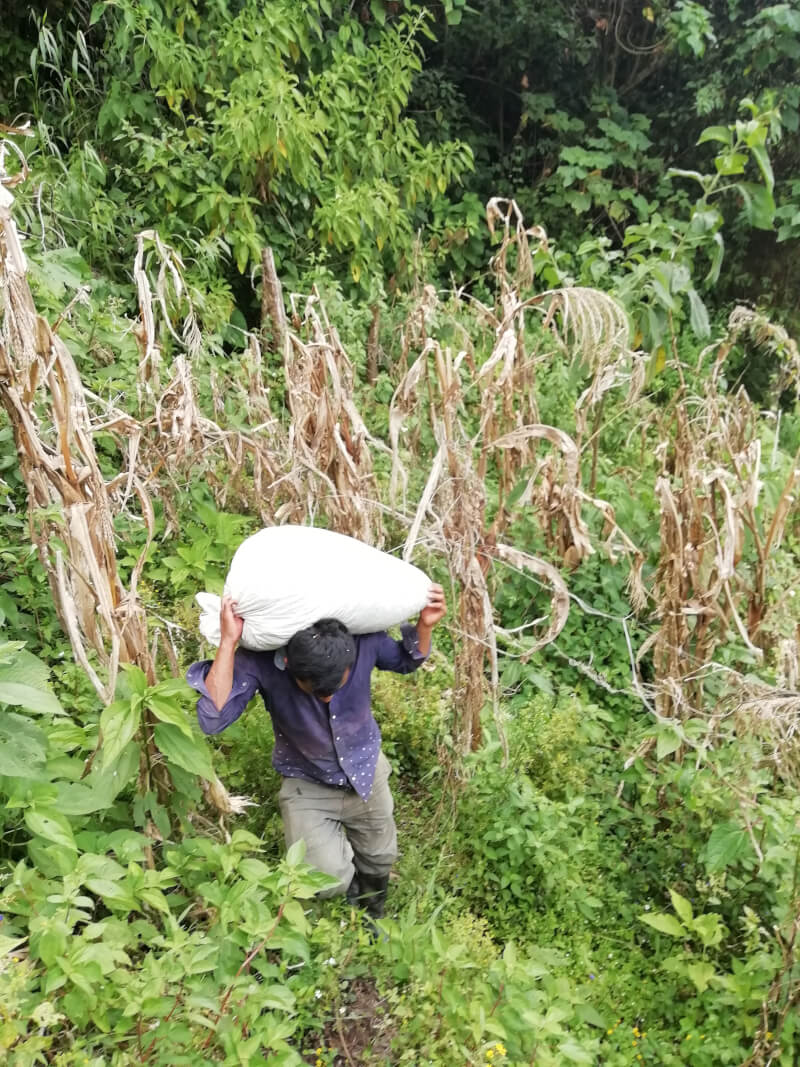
[282,898,310,934]
[152,677,192,700]
[0,647,51,689]
[687,960,715,993]
[120,664,148,697]
[575,1002,607,1028]
[54,781,110,816]
[0,680,64,716]
[714,151,748,176]
[640,912,685,938]
[285,838,307,866]
[739,182,776,230]
[669,889,694,925]
[255,983,296,1013]
[153,723,215,779]
[687,288,710,338]
[693,913,725,948]
[25,808,77,851]
[558,1040,594,1065]
[147,695,192,737]
[0,932,28,956]
[697,125,732,146]
[0,713,47,776]
[100,699,141,769]
[656,726,682,759]
[370,0,386,24]
[704,821,752,871]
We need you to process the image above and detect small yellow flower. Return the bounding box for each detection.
[315,1060,322,1067]
[316,1050,323,1056]
[685,1034,692,1041]
[766,1031,773,1040]
[487,1053,494,1061]
[632,1041,638,1047]
[607,1029,614,1035]
[633,1027,640,1036]
[495,1045,506,1056]
[642,1032,647,1038]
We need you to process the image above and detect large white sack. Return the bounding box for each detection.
[197,525,432,650]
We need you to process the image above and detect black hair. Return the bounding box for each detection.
[286,618,355,697]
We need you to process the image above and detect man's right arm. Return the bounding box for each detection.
[186,596,259,735]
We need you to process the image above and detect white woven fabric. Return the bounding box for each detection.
[197,525,431,650]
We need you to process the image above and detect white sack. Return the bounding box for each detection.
[197,525,432,650]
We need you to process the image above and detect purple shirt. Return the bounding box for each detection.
[187,625,427,800]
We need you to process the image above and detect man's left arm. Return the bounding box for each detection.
[374,584,447,672]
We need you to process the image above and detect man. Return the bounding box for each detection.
[187,585,446,921]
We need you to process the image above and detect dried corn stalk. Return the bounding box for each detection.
[0,164,153,704]
[649,364,799,719]
[285,290,383,544]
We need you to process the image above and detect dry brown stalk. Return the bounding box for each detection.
[650,316,800,720]
[284,290,384,544]
[1,169,155,704]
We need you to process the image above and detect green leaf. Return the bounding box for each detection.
[0,713,48,776]
[714,152,748,176]
[687,288,710,338]
[640,912,685,938]
[697,125,732,147]
[285,838,307,866]
[687,960,715,993]
[739,182,776,230]
[669,889,694,925]
[704,821,752,871]
[153,723,215,779]
[25,808,77,851]
[656,726,682,759]
[692,913,725,948]
[120,664,148,698]
[147,695,192,737]
[705,232,725,285]
[282,898,310,934]
[575,1002,607,1028]
[748,142,774,193]
[54,782,110,816]
[0,680,64,716]
[100,699,141,769]
[370,0,386,24]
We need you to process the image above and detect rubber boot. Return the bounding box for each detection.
[356,872,390,921]
[345,872,361,905]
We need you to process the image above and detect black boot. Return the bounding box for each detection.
[355,872,390,920]
[345,872,361,905]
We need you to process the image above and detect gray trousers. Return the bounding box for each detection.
[278,751,397,898]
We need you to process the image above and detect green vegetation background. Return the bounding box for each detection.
[1,1,800,1064]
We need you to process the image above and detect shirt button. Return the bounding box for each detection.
[336,736,340,741]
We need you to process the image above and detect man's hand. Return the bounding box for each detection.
[416,584,446,656]
[206,596,243,713]
[220,594,244,647]
[419,584,446,629]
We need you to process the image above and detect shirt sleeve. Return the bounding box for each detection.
[372,623,429,675]
[186,651,263,735]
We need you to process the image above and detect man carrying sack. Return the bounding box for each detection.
[187,585,446,924]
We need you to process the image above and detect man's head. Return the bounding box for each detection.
[286,618,355,702]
